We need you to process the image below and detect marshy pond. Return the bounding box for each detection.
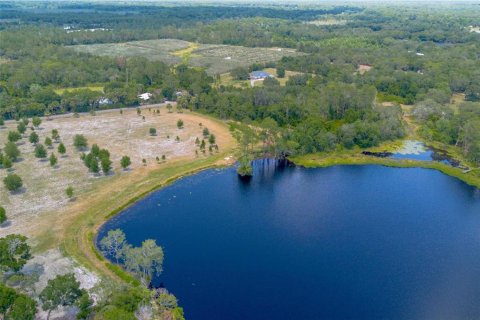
[98,159,480,319]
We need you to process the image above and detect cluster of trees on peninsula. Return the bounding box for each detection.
[0,232,182,319]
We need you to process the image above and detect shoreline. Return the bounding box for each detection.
[289,153,480,189]
[82,144,479,285]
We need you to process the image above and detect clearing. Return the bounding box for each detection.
[218,67,305,88]
[0,104,235,241]
[69,39,304,75]
[53,86,104,95]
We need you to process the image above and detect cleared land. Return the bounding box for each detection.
[218,67,305,88]
[70,39,304,75]
[54,85,104,95]
[0,105,235,242]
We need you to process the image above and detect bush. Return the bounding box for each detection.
[149,128,157,136]
[74,134,88,150]
[66,186,74,199]
[32,116,42,128]
[29,132,39,144]
[4,173,23,191]
[177,119,184,129]
[35,144,47,158]
[7,131,21,143]
[4,142,20,161]
[0,207,6,224]
[120,156,131,170]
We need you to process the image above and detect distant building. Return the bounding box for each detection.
[138,93,152,101]
[249,71,274,81]
[98,97,113,105]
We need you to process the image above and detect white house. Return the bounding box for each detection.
[138,93,152,101]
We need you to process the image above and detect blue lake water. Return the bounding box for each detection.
[98,160,480,319]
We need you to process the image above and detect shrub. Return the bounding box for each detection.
[149,128,157,136]
[35,144,47,159]
[29,132,39,144]
[177,119,184,129]
[4,173,23,191]
[4,142,20,161]
[7,131,21,143]
[73,134,88,150]
[0,207,6,224]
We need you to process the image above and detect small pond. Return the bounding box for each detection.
[98,160,480,319]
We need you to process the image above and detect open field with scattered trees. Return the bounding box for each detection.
[70,39,304,75]
[0,105,235,240]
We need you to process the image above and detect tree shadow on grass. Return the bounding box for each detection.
[10,187,26,195]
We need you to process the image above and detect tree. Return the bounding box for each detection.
[51,129,60,142]
[49,153,57,167]
[90,158,100,174]
[74,134,88,150]
[16,122,26,134]
[0,234,31,272]
[120,156,131,170]
[66,186,74,199]
[29,132,39,144]
[91,144,100,157]
[101,156,112,175]
[99,229,127,263]
[4,142,20,162]
[0,284,36,320]
[76,291,93,320]
[7,131,21,143]
[58,143,66,155]
[40,273,84,320]
[277,66,286,78]
[2,156,12,170]
[177,119,184,129]
[32,116,42,128]
[208,134,216,145]
[45,137,53,148]
[0,207,6,225]
[3,174,22,192]
[202,127,210,137]
[124,239,164,286]
[231,67,249,80]
[4,294,37,320]
[149,128,157,136]
[35,144,47,159]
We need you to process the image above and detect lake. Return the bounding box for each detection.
[98,160,480,319]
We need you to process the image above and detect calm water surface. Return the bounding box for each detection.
[98,160,480,319]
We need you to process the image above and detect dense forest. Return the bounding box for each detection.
[1,2,480,318]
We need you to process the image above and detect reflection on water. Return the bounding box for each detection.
[98,161,480,320]
[366,140,462,167]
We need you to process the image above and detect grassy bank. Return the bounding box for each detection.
[61,152,236,284]
[290,151,480,189]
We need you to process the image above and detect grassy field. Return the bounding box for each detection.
[0,105,235,240]
[69,39,304,75]
[54,85,104,95]
[0,105,237,288]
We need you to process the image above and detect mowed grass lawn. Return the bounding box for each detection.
[0,106,236,257]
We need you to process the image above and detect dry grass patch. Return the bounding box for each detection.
[0,106,235,242]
